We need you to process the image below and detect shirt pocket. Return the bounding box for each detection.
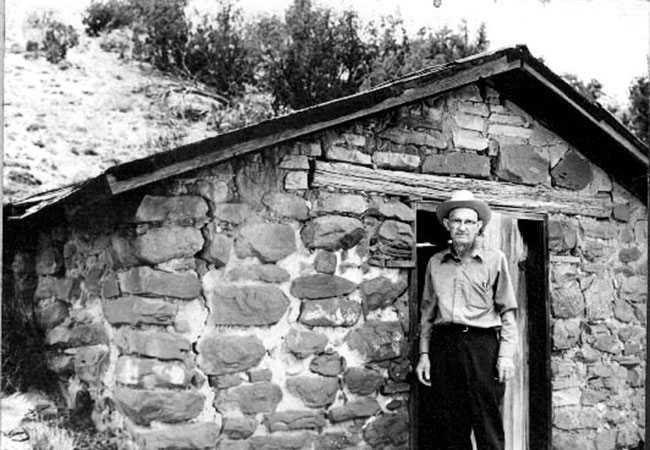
[467,275,493,309]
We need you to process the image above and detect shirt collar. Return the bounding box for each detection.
[441,243,484,262]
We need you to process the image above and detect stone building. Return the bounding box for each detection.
[4,46,647,449]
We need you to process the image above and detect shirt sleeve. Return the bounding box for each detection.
[419,257,437,354]
[494,251,518,358]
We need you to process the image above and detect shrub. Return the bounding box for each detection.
[42,21,79,63]
[82,0,135,36]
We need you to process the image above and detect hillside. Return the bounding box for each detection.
[3,25,219,205]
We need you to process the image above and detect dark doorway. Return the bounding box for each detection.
[412,206,551,450]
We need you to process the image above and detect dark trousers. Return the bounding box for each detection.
[427,325,505,450]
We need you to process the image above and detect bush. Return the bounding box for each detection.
[82,0,135,36]
[43,21,80,63]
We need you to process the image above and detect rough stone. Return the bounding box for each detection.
[299,297,362,328]
[207,285,290,326]
[239,223,297,263]
[458,101,489,117]
[263,193,310,220]
[451,128,488,150]
[584,278,613,321]
[359,276,408,313]
[552,430,593,450]
[314,433,358,450]
[325,145,372,165]
[579,217,618,240]
[134,195,208,222]
[376,220,415,257]
[114,328,191,361]
[36,247,63,275]
[285,328,328,358]
[548,219,578,253]
[135,422,221,450]
[422,152,491,178]
[551,263,579,284]
[194,179,230,205]
[235,154,283,206]
[227,264,290,283]
[619,276,647,303]
[249,369,273,383]
[346,321,405,362]
[297,141,322,156]
[212,203,254,224]
[617,425,642,448]
[216,382,283,414]
[379,128,446,148]
[372,152,420,171]
[286,376,340,408]
[35,276,78,301]
[551,149,594,190]
[103,296,177,326]
[552,387,581,407]
[454,112,486,132]
[113,387,204,426]
[591,335,623,354]
[310,353,345,377]
[362,411,409,448]
[619,246,642,263]
[614,299,635,322]
[75,345,110,384]
[217,440,251,450]
[314,251,337,275]
[198,334,265,375]
[495,144,549,185]
[581,388,607,406]
[36,299,70,330]
[45,322,108,348]
[280,155,310,170]
[553,407,599,430]
[101,272,121,298]
[613,203,632,222]
[115,356,192,389]
[313,192,370,217]
[290,274,357,300]
[488,124,534,140]
[344,367,383,395]
[327,397,381,423]
[210,374,244,390]
[581,238,615,262]
[552,319,581,350]
[552,282,584,318]
[388,359,410,382]
[200,226,231,267]
[381,380,410,395]
[265,410,327,432]
[301,215,365,251]
[285,171,309,190]
[46,352,75,376]
[489,113,527,127]
[248,433,313,450]
[221,415,258,440]
[374,201,415,222]
[119,266,201,299]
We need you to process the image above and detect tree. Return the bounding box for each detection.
[627,75,649,145]
[561,73,604,102]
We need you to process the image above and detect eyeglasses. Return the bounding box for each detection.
[449,219,479,227]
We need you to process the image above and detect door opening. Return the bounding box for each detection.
[412,206,551,450]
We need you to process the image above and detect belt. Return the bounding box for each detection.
[434,323,496,333]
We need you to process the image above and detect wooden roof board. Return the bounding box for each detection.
[5,45,648,221]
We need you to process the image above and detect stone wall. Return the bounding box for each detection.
[11,83,647,450]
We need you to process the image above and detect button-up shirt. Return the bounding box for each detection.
[419,245,518,359]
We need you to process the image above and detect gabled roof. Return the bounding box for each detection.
[7,45,648,220]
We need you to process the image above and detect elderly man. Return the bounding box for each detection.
[416,190,518,450]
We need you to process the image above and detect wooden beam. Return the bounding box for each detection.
[106,55,520,196]
[312,162,612,218]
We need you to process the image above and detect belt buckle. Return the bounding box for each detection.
[461,325,469,333]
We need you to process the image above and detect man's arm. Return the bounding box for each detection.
[416,258,437,386]
[494,251,518,382]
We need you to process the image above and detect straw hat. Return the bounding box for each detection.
[436,190,491,225]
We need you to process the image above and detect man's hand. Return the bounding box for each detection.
[496,356,515,382]
[416,354,431,386]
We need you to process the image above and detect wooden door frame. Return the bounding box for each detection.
[409,204,552,450]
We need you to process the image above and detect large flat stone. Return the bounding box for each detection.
[264,410,327,432]
[239,223,297,262]
[114,328,191,361]
[221,415,258,440]
[286,376,340,408]
[263,193,310,220]
[372,152,420,171]
[248,433,313,450]
[301,216,365,251]
[290,274,357,300]
[422,152,491,178]
[198,333,265,375]
[285,328,328,358]
[115,356,192,389]
[495,144,549,185]
[299,297,362,327]
[134,422,220,450]
[212,203,254,224]
[216,382,283,414]
[374,201,415,222]
[344,367,383,395]
[134,195,209,223]
[227,264,290,283]
[103,296,177,326]
[379,128,446,148]
[551,149,594,190]
[325,145,371,165]
[346,321,405,362]
[119,266,201,299]
[45,322,108,348]
[359,276,408,313]
[113,387,204,426]
[451,128,488,150]
[207,285,290,326]
[328,397,380,422]
[313,192,370,216]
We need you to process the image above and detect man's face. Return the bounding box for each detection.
[443,207,482,246]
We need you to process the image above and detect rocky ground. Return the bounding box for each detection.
[3,11,219,205]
